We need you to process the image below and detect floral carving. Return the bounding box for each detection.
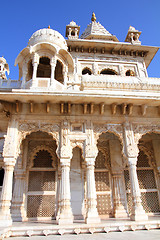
[123,122,139,158]
[93,124,123,143]
[85,144,98,158]
[18,120,59,145]
[60,144,72,159]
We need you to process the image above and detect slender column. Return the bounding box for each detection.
[57,158,73,224]
[50,57,56,87]
[109,139,128,218]
[112,173,128,218]
[63,65,68,88]
[31,62,38,87]
[56,169,61,221]
[31,54,39,88]
[128,157,147,220]
[0,159,15,227]
[11,170,26,221]
[85,158,100,224]
[123,123,148,221]
[21,67,27,88]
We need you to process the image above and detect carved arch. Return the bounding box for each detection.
[133,125,160,145]
[82,67,92,75]
[16,121,60,159]
[93,124,123,144]
[100,68,118,75]
[29,145,57,169]
[70,140,85,159]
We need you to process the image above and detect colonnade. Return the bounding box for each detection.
[0,120,152,227]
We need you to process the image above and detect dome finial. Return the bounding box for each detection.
[91,12,96,22]
[48,25,50,29]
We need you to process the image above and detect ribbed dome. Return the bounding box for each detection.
[28,28,67,50]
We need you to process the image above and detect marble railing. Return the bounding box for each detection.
[81,75,160,91]
[0,78,21,89]
[1,75,160,92]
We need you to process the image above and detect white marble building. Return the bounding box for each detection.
[0,13,160,231]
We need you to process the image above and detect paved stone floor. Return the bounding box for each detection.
[5,230,160,240]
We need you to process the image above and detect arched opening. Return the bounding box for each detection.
[26,60,33,81]
[70,147,84,220]
[100,69,117,75]
[126,69,135,76]
[11,131,58,221]
[124,133,160,215]
[96,132,126,218]
[54,60,64,84]
[71,30,75,36]
[82,68,92,75]
[37,57,51,78]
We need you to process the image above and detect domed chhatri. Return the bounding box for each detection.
[28,28,67,50]
[0,56,9,80]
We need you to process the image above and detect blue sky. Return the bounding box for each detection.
[0,0,160,79]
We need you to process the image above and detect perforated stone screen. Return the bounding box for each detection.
[28,171,56,191]
[27,195,55,218]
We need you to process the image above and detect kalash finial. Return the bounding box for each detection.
[48,25,50,29]
[91,12,96,22]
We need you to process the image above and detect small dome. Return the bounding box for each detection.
[28,28,67,50]
[69,20,77,26]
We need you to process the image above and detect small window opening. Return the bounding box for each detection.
[37,57,51,78]
[82,68,92,75]
[71,30,75,36]
[126,70,135,76]
[54,60,64,84]
[100,69,117,75]
[26,60,33,82]
[0,168,4,186]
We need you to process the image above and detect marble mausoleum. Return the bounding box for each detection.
[0,13,160,237]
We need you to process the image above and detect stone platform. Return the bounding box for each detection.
[0,216,160,239]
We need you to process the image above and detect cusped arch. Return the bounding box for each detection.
[138,145,154,167]
[16,124,60,159]
[135,126,160,146]
[94,124,123,145]
[96,147,111,170]
[29,145,58,169]
[70,141,85,159]
[82,67,92,75]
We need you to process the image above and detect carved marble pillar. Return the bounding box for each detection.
[109,139,128,218]
[11,170,26,221]
[85,157,100,224]
[63,65,68,88]
[56,169,61,221]
[0,118,19,226]
[0,159,15,227]
[50,57,56,87]
[123,123,148,221]
[112,173,128,218]
[21,65,27,88]
[128,157,147,220]
[31,54,39,88]
[57,158,73,224]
